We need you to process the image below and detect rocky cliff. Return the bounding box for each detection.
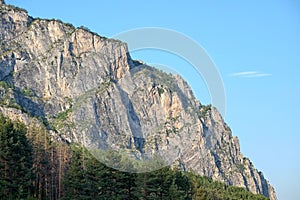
[0,2,276,200]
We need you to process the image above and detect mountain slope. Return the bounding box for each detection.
[0,2,276,200]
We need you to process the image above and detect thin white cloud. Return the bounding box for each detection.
[231,71,258,76]
[231,71,272,78]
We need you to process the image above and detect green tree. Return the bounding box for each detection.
[63,145,90,200]
[0,115,34,199]
[115,171,137,200]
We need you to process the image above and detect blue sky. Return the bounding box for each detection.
[6,0,300,199]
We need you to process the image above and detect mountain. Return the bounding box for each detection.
[0,2,276,200]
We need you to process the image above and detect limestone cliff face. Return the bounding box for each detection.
[0,3,276,199]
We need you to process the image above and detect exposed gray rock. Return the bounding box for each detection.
[0,3,276,199]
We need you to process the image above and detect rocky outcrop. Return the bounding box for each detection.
[0,3,276,199]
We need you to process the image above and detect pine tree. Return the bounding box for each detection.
[173,170,192,199]
[85,155,103,199]
[30,125,49,199]
[63,145,89,199]
[0,115,34,199]
[115,171,137,200]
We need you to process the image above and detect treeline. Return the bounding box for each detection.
[0,115,269,200]
[63,146,269,200]
[0,115,69,199]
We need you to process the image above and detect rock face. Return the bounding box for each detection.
[0,3,276,200]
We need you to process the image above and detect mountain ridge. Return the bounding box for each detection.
[0,3,276,200]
